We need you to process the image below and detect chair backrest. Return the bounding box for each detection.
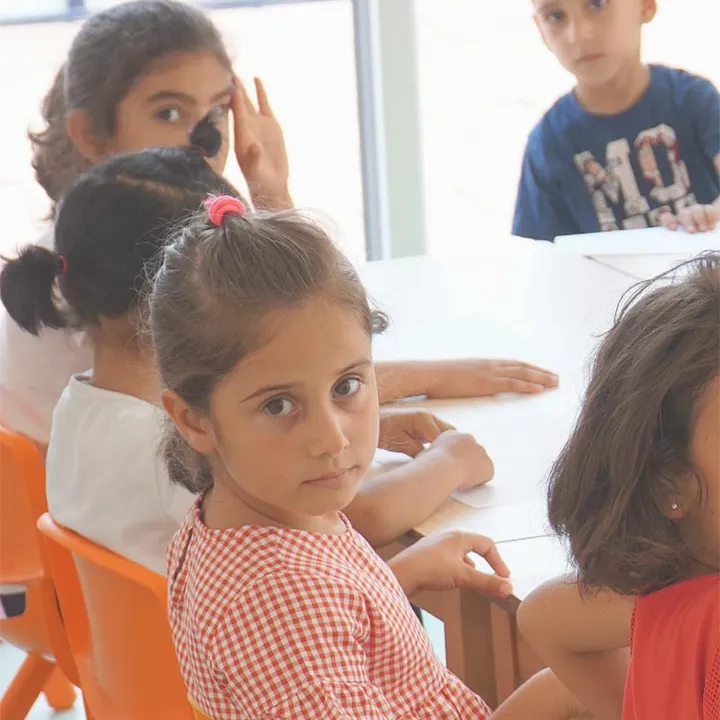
[189,696,213,720]
[0,428,46,588]
[37,513,193,720]
[0,427,79,684]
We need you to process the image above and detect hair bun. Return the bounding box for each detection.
[189,114,222,159]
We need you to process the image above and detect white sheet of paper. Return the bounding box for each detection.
[554,226,720,256]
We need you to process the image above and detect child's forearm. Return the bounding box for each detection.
[344,449,462,548]
[493,669,592,720]
[375,361,436,404]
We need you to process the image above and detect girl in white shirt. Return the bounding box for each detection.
[0,125,241,572]
[0,120,494,572]
[1,0,557,447]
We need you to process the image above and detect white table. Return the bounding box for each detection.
[358,238,650,705]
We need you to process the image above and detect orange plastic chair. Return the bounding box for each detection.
[36,512,194,720]
[189,696,213,719]
[0,427,81,719]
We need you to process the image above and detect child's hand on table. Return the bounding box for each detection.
[426,359,559,398]
[389,531,512,599]
[378,408,454,456]
[423,430,494,490]
[660,203,719,233]
[378,411,495,490]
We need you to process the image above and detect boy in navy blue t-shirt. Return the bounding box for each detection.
[513,0,719,242]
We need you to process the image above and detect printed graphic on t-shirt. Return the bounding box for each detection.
[574,123,697,231]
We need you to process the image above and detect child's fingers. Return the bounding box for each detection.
[459,533,511,579]
[660,211,679,231]
[497,360,557,377]
[695,206,714,232]
[400,435,425,457]
[414,413,450,444]
[254,78,274,116]
[462,566,514,598]
[233,75,257,116]
[489,376,548,395]
[501,365,559,389]
[707,205,720,228]
[433,416,456,433]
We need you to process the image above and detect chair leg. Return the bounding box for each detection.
[0,652,54,720]
[43,664,76,710]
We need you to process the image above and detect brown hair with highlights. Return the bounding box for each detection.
[148,209,388,495]
[548,252,720,595]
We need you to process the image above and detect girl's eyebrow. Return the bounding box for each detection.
[147,86,235,105]
[240,359,373,404]
[534,0,563,11]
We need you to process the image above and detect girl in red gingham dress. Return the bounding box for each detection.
[148,195,577,719]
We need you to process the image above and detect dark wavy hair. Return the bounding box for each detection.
[29,1,230,208]
[547,253,720,595]
[2,118,235,335]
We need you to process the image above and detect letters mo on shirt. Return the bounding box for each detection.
[574,123,696,232]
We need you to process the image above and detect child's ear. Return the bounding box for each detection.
[663,472,701,521]
[641,0,658,23]
[66,110,107,163]
[664,495,687,521]
[161,390,216,456]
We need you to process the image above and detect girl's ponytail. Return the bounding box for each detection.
[0,246,68,335]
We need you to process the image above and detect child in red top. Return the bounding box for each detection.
[518,254,720,719]
[625,573,719,718]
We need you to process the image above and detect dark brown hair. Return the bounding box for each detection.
[29,1,230,207]
[148,209,388,494]
[548,253,720,596]
[2,119,234,335]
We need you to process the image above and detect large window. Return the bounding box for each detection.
[414,0,720,255]
[0,1,366,262]
[2,1,718,262]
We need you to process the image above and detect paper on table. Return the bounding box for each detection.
[591,254,693,280]
[372,384,580,510]
[554,226,720,256]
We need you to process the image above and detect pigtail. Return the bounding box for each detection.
[0,246,68,335]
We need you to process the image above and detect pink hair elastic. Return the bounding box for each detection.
[58,255,68,275]
[203,195,247,227]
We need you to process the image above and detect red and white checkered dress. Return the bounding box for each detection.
[167,501,491,719]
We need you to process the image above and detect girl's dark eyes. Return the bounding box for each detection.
[545,10,566,23]
[263,397,294,417]
[156,104,229,124]
[156,107,182,122]
[262,377,364,418]
[334,377,363,398]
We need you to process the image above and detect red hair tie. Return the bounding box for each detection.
[203,195,247,227]
[58,255,68,275]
